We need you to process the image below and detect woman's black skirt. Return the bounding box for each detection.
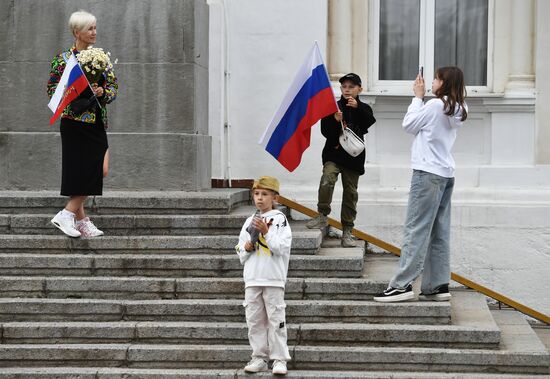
[60,117,108,196]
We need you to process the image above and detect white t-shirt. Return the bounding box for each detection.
[402,97,467,178]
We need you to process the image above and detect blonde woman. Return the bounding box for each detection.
[47,10,118,237]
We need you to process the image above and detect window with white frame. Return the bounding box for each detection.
[370,0,491,93]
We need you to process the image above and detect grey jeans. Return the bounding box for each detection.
[389,170,454,294]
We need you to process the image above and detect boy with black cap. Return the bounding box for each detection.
[306,73,376,247]
[235,176,292,375]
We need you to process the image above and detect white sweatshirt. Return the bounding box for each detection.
[235,209,292,288]
[402,97,467,178]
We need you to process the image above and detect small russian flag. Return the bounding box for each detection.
[48,54,90,125]
[259,42,338,172]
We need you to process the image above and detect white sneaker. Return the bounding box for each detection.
[51,210,81,237]
[272,360,288,375]
[244,357,268,373]
[373,284,415,303]
[76,217,104,237]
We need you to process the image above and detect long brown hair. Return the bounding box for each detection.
[434,66,467,121]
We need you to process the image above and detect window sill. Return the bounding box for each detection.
[330,82,508,99]
[360,91,505,98]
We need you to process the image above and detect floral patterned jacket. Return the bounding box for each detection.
[47,46,118,127]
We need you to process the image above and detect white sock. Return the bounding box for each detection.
[61,209,75,218]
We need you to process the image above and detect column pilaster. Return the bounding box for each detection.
[328,0,353,80]
[505,0,535,96]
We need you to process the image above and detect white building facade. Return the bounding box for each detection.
[208,0,550,316]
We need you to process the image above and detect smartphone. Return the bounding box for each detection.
[419,66,424,78]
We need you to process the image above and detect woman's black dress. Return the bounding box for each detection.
[60,106,108,196]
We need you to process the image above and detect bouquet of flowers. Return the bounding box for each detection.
[70,47,116,113]
[76,46,115,84]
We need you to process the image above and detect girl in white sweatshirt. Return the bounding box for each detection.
[235,176,292,375]
[374,67,468,303]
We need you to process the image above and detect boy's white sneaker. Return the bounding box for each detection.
[244,357,268,373]
[76,217,104,237]
[51,210,81,237]
[272,360,288,375]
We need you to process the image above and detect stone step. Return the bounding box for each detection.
[0,368,546,379]
[0,190,250,215]
[0,205,303,236]
[0,276,386,300]
[0,291,496,346]
[0,343,546,374]
[532,323,550,352]
[0,321,500,348]
[0,298,451,324]
[1,213,248,235]
[0,252,394,301]
[0,253,362,278]
[0,320,499,348]
[0,230,322,255]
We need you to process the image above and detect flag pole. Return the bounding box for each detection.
[314,41,339,111]
[259,41,340,171]
[314,41,343,130]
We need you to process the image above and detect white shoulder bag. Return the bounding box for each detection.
[339,122,365,157]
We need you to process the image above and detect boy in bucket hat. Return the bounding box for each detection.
[307,73,376,247]
[235,176,292,375]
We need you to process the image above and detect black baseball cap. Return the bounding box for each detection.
[339,73,362,86]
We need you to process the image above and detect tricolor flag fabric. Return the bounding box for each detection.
[259,42,338,172]
[48,54,89,125]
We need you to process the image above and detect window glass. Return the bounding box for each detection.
[434,0,488,85]
[379,0,421,80]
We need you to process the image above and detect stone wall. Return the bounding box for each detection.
[0,0,211,190]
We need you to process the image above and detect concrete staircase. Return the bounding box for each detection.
[0,190,548,378]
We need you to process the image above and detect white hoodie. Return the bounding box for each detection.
[402,97,467,178]
[235,209,292,289]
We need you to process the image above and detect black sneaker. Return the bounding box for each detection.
[373,284,414,302]
[419,284,451,301]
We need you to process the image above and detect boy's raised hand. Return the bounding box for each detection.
[345,96,358,108]
[252,217,269,235]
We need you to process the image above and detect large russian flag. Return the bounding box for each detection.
[48,54,89,125]
[259,43,338,172]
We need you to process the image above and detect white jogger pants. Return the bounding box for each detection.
[244,286,291,361]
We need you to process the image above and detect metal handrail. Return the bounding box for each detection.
[278,195,550,325]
